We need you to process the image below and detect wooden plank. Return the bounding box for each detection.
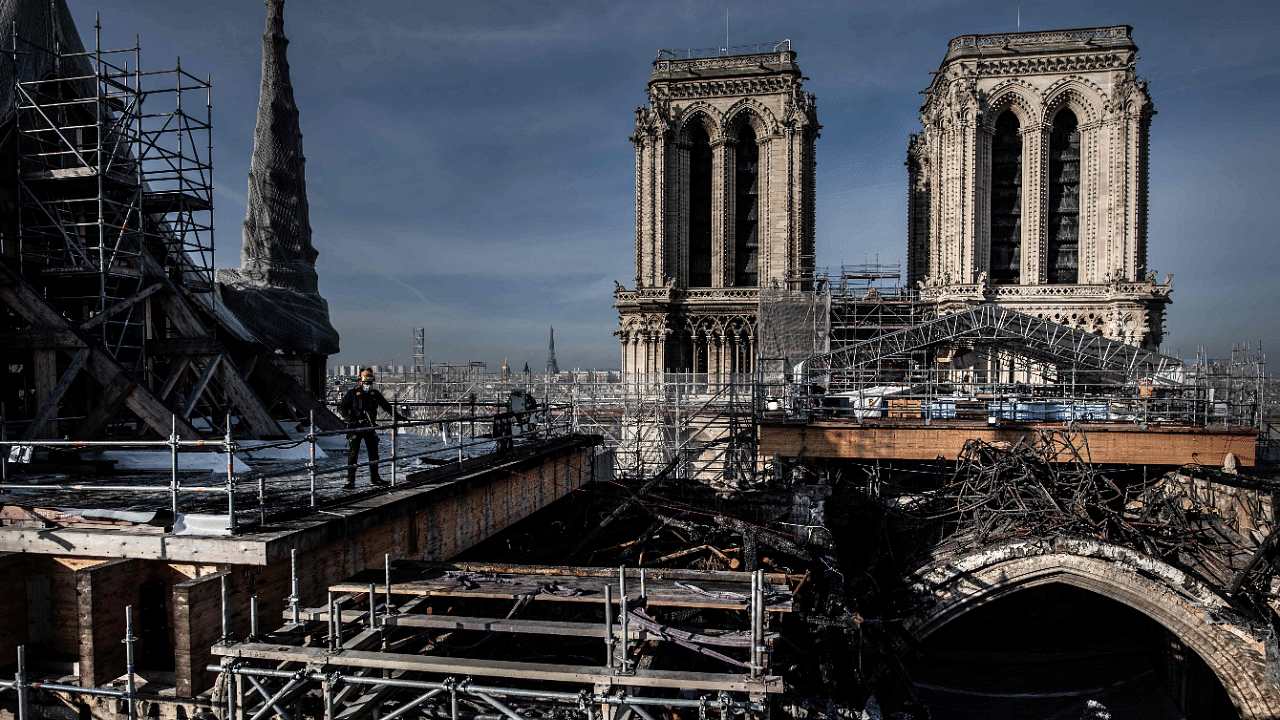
[22,348,89,440]
[81,282,164,330]
[758,421,1260,467]
[77,558,142,687]
[32,349,57,434]
[330,572,790,612]
[0,554,30,664]
[289,610,679,640]
[0,328,86,348]
[212,642,783,694]
[420,561,788,585]
[174,571,226,697]
[180,355,223,419]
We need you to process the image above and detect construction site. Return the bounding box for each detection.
[0,4,1278,720]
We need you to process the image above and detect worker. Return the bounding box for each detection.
[338,369,407,489]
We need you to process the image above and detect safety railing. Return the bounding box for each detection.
[0,403,578,535]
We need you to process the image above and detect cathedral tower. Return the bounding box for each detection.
[907,26,1171,349]
[615,42,819,376]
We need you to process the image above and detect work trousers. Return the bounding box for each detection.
[346,429,381,483]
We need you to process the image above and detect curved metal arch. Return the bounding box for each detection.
[799,304,1179,384]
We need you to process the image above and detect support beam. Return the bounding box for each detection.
[157,358,191,402]
[72,372,140,441]
[252,356,346,432]
[21,348,90,441]
[0,329,86,348]
[148,337,226,356]
[217,360,286,438]
[80,282,164,330]
[180,355,224,420]
[0,263,202,439]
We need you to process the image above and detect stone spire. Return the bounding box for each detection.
[217,0,339,356]
[546,327,560,374]
[239,0,317,292]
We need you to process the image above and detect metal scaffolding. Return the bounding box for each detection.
[208,560,786,720]
[10,17,214,373]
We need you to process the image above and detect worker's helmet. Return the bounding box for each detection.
[359,369,376,383]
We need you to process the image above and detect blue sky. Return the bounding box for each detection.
[71,1,1280,370]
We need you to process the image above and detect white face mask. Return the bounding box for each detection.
[361,383,373,391]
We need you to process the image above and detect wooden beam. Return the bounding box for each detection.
[31,349,57,435]
[80,282,164,330]
[0,263,201,439]
[180,355,223,420]
[72,372,139,441]
[758,421,1261,467]
[148,337,225,356]
[211,643,782,694]
[0,329,86,349]
[252,356,346,432]
[157,358,191,402]
[216,360,285,438]
[21,348,90,441]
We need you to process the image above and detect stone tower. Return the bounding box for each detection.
[906,26,1171,349]
[615,43,819,376]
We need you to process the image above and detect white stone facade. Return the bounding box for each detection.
[907,26,1171,349]
[615,47,819,375]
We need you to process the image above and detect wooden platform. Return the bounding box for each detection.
[760,419,1259,466]
[333,561,794,612]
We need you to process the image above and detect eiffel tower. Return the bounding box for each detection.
[545,326,560,374]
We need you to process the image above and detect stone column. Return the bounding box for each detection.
[711,139,727,288]
[674,140,691,286]
[718,334,728,379]
[722,138,737,288]
[1023,123,1049,284]
[975,123,994,279]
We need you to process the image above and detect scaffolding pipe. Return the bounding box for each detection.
[378,688,445,720]
[289,548,301,624]
[170,415,179,517]
[16,645,28,720]
[226,414,237,534]
[245,675,296,720]
[250,596,259,639]
[124,606,137,720]
[603,583,614,669]
[221,574,230,644]
[618,566,630,673]
[475,692,526,720]
[309,410,317,507]
[211,667,764,710]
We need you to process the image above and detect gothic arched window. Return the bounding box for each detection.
[734,126,759,286]
[1047,108,1080,284]
[688,125,713,288]
[989,111,1021,284]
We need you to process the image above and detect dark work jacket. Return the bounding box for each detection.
[339,387,394,427]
